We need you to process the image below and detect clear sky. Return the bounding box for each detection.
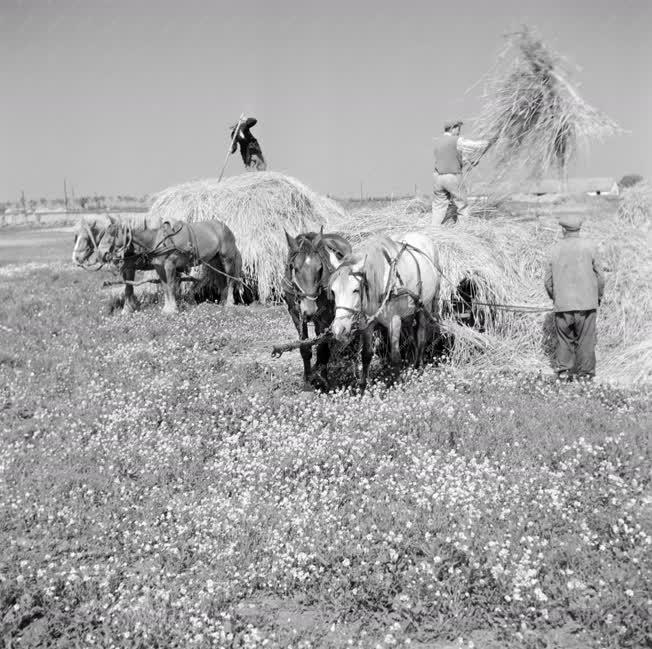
[2,0,651,201]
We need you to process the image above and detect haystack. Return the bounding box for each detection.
[474,27,622,189]
[149,172,348,302]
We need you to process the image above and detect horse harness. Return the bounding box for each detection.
[106,221,247,288]
[109,221,198,269]
[334,241,435,329]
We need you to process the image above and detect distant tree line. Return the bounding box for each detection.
[618,174,644,190]
[1,194,150,213]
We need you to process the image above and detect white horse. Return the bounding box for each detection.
[329,232,441,392]
[71,214,110,268]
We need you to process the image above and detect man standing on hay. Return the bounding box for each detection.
[544,215,605,381]
[230,116,267,171]
[432,120,490,225]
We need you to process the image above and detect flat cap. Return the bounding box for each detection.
[558,214,583,231]
[444,119,463,131]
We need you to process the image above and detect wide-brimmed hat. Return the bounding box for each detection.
[444,119,463,131]
[558,214,583,231]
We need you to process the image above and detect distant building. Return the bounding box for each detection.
[469,177,619,200]
[525,178,619,197]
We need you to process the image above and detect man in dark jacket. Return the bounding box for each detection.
[230,116,267,171]
[544,214,605,380]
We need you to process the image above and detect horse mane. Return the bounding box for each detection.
[333,236,397,310]
[117,212,160,231]
[290,231,351,288]
[79,213,111,233]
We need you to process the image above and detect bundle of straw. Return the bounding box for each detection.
[149,172,348,302]
[474,27,622,186]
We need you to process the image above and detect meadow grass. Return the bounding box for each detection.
[0,240,650,648]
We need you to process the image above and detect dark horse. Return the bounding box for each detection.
[283,228,351,390]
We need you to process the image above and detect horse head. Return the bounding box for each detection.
[330,239,391,340]
[329,257,367,340]
[72,215,112,266]
[97,216,130,264]
[284,227,350,321]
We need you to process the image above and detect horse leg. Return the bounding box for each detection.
[312,320,331,391]
[389,315,402,369]
[298,320,314,391]
[414,310,428,369]
[219,255,237,306]
[359,326,374,395]
[162,257,179,314]
[122,265,139,313]
[288,307,312,389]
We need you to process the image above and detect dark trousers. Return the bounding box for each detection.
[554,310,597,378]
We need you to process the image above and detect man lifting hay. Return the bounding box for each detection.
[432,120,490,225]
[230,116,267,171]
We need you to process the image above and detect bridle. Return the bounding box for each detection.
[75,221,106,271]
[333,268,369,327]
[99,223,135,269]
[332,242,429,331]
[283,248,329,303]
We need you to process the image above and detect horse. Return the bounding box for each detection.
[72,214,110,267]
[328,232,441,393]
[97,216,242,314]
[72,214,148,313]
[283,228,351,390]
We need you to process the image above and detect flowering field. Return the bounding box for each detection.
[0,233,650,648]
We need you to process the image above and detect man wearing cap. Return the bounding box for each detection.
[544,215,605,380]
[432,121,489,225]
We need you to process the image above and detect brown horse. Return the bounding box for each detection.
[98,216,242,314]
[283,228,351,390]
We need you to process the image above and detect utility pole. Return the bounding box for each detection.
[359,181,363,201]
[64,178,69,211]
[21,190,27,216]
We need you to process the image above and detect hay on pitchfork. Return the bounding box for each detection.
[475,26,622,187]
[149,172,348,303]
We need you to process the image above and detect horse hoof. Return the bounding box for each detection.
[162,306,178,315]
[301,381,314,392]
[310,373,329,392]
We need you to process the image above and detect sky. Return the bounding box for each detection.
[1,0,651,201]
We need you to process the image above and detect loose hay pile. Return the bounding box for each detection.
[339,203,652,386]
[618,182,652,226]
[474,27,622,187]
[345,196,506,233]
[150,172,347,302]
